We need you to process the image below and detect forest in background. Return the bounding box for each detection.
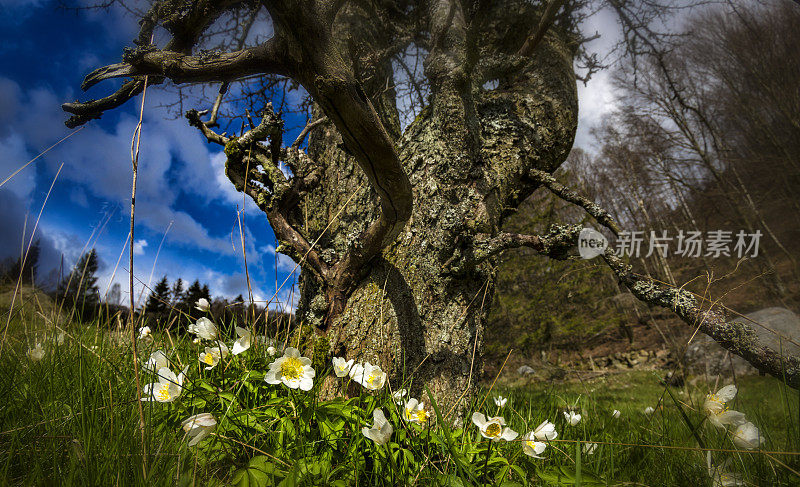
[487,2,800,361]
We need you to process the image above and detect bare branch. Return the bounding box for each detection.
[602,249,800,389]
[529,168,622,235]
[81,39,290,90]
[63,80,146,128]
[291,116,328,150]
[516,0,566,57]
[185,107,330,283]
[445,224,582,273]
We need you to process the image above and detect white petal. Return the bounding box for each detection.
[501,428,518,441]
[299,377,314,391]
[471,412,487,428]
[716,385,737,402]
[264,369,280,384]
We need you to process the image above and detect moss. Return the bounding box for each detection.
[311,333,330,372]
[224,137,242,160]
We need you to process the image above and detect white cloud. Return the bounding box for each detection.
[132,239,148,256]
[1,78,249,255]
[574,7,623,153]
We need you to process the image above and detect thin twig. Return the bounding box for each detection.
[129,70,150,477]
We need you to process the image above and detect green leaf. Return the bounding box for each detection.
[231,456,284,487]
[537,466,605,486]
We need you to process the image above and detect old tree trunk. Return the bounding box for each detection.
[297,7,577,407]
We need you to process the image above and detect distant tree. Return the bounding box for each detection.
[107,283,122,306]
[171,278,185,306]
[58,249,100,314]
[201,284,211,302]
[4,239,41,284]
[145,276,171,316]
[184,280,203,308]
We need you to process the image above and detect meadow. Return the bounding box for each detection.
[1,292,798,486]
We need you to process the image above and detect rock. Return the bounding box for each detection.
[731,307,800,357]
[684,307,800,376]
[517,365,535,375]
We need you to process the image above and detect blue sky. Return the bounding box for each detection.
[0,0,303,310]
[0,0,619,310]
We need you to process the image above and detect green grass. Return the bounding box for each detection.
[1,303,799,486]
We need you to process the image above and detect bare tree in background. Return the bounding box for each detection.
[62,0,800,404]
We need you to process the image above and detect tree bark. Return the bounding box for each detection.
[296,18,578,411]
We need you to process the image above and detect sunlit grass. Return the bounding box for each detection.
[1,301,798,486]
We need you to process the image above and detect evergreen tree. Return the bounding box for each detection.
[171,278,185,306]
[58,249,100,311]
[201,284,211,302]
[184,280,203,308]
[5,239,41,284]
[145,276,171,315]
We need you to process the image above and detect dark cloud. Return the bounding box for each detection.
[0,188,64,287]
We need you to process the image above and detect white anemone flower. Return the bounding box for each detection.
[142,366,188,403]
[265,347,315,391]
[195,298,210,312]
[182,413,217,446]
[643,406,655,415]
[563,411,581,426]
[704,385,745,429]
[732,422,765,450]
[471,412,518,442]
[199,344,228,370]
[144,350,169,373]
[583,443,598,455]
[362,408,393,445]
[332,357,354,378]
[188,318,218,340]
[611,409,621,419]
[521,431,547,458]
[494,395,508,408]
[707,452,745,487]
[138,326,151,339]
[350,362,387,391]
[403,398,430,424]
[393,389,408,405]
[232,326,251,355]
[27,343,45,361]
[533,420,558,441]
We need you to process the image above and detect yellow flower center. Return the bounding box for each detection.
[416,410,428,422]
[485,422,502,437]
[203,354,215,366]
[367,372,380,385]
[156,383,171,401]
[281,357,304,380]
[526,440,537,450]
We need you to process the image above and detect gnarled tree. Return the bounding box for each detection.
[63,0,800,410]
